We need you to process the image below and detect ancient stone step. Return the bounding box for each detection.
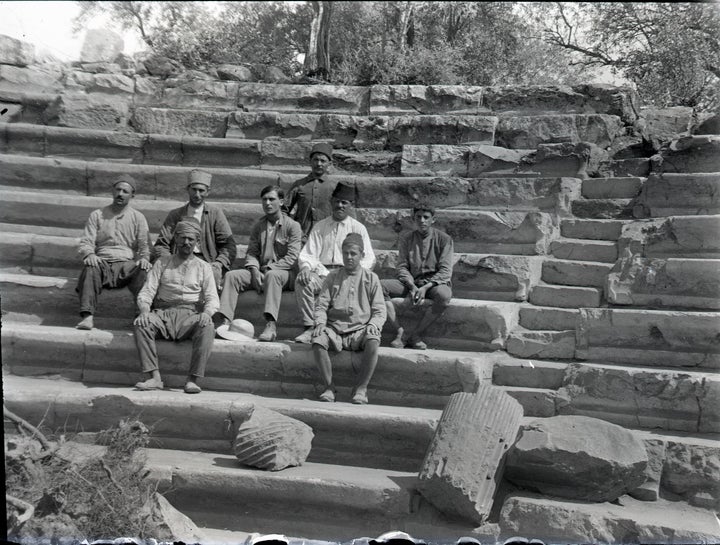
[541,259,613,288]
[518,305,580,331]
[550,239,618,263]
[560,218,629,241]
[505,329,576,360]
[0,272,520,351]
[529,284,602,309]
[581,176,643,199]
[576,307,720,369]
[600,157,651,178]
[2,374,439,472]
[0,189,558,254]
[654,135,720,174]
[571,198,635,219]
[494,114,623,149]
[618,215,720,259]
[607,256,720,311]
[1,322,496,410]
[633,173,720,217]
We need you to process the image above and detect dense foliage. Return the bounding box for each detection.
[74,1,720,109]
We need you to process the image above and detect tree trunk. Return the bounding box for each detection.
[304,1,334,80]
[398,1,415,51]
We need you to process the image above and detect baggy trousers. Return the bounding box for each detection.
[134,306,214,377]
[76,259,147,315]
[219,269,295,322]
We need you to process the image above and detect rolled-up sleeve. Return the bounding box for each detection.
[136,258,163,312]
[428,234,454,286]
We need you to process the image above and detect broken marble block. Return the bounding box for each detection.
[628,439,665,502]
[505,415,648,502]
[232,404,314,471]
[417,386,523,524]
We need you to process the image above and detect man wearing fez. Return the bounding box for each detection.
[154,169,236,288]
[134,217,219,394]
[294,181,375,344]
[76,174,151,330]
[285,142,336,241]
[215,185,302,342]
[382,203,454,350]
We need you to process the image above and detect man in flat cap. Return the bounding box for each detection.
[154,169,236,289]
[134,217,219,394]
[285,142,336,242]
[215,185,302,341]
[294,181,375,344]
[75,174,151,330]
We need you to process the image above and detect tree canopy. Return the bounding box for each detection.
[74,1,720,110]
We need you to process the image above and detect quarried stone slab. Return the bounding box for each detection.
[43,94,130,131]
[571,83,640,123]
[227,111,320,140]
[550,239,618,263]
[237,83,370,114]
[0,35,35,66]
[386,115,496,149]
[88,73,135,95]
[131,107,228,137]
[232,404,314,471]
[654,135,720,174]
[662,441,720,510]
[355,176,470,209]
[465,145,533,177]
[639,106,694,150]
[529,284,601,308]
[542,259,612,288]
[495,114,622,149]
[80,28,123,63]
[417,387,523,524]
[43,125,146,161]
[581,177,643,200]
[618,215,720,258]
[451,254,542,301]
[160,80,240,110]
[576,308,720,368]
[560,218,627,241]
[505,415,648,501]
[634,173,720,217]
[0,154,88,192]
[628,439,665,502]
[518,306,579,331]
[465,177,581,215]
[506,329,575,359]
[370,85,485,115]
[0,64,63,94]
[400,144,471,177]
[607,255,720,310]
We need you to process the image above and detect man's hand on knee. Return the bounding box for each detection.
[250,268,265,294]
[134,311,151,328]
[197,312,212,327]
[366,323,380,337]
[83,254,103,268]
[312,323,325,338]
[297,268,313,286]
[136,258,151,271]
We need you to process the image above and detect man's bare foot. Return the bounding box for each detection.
[390,327,404,349]
[184,381,202,394]
[135,378,163,390]
[76,315,94,330]
[295,327,314,344]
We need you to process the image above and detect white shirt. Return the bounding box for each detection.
[298,215,375,277]
[188,203,204,254]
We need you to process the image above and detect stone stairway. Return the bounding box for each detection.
[2,59,719,543]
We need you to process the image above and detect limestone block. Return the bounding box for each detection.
[634,173,720,217]
[518,306,579,331]
[88,73,135,94]
[370,84,485,115]
[581,176,643,199]
[333,149,401,176]
[131,107,227,137]
[141,54,183,78]
[79,62,121,74]
[466,176,581,215]
[63,69,96,91]
[506,415,648,501]
[161,80,240,110]
[572,83,640,124]
[259,65,291,83]
[530,142,608,178]
[662,442,720,510]
[529,285,601,309]
[237,83,370,114]
[0,154,88,192]
[607,255,720,310]
[576,307,720,368]
[542,259,612,288]
[466,145,533,177]
[43,126,146,161]
[628,439,665,502]
[453,254,543,301]
[601,157,651,178]
[134,75,160,97]
[181,136,262,168]
[484,85,586,115]
[43,94,129,131]
[260,139,315,166]
[560,218,626,241]
[216,64,254,82]
[355,176,470,209]
[227,111,320,140]
[654,135,720,174]
[644,216,720,258]
[639,106,694,150]
[0,232,32,268]
[0,64,63,94]
[417,387,523,524]
[400,144,469,177]
[141,493,206,543]
[556,363,714,433]
[694,112,720,135]
[232,403,314,471]
[387,115,496,149]
[500,494,720,544]
[571,198,634,219]
[506,329,576,359]
[0,35,35,66]
[318,114,390,149]
[495,114,622,149]
[80,29,124,63]
[551,239,617,263]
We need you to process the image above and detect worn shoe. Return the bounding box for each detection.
[406,338,427,350]
[184,381,202,394]
[76,315,94,330]
[389,335,404,349]
[351,389,369,405]
[258,321,277,342]
[295,327,314,344]
[318,388,335,402]
[135,378,164,391]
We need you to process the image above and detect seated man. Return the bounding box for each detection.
[294,181,375,344]
[154,169,236,288]
[76,174,151,330]
[133,218,219,394]
[381,203,454,350]
[215,185,302,342]
[311,233,386,405]
[285,142,336,242]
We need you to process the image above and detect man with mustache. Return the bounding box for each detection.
[75,174,151,330]
[133,217,219,394]
[154,169,236,289]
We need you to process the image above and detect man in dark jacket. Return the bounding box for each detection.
[154,169,236,288]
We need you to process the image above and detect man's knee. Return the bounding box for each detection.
[430,285,452,309]
[224,269,246,290]
[264,269,286,286]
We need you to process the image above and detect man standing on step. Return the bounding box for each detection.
[381,203,453,350]
[154,169,236,289]
[294,182,375,344]
[76,174,151,330]
[134,217,219,394]
[214,185,302,342]
[285,142,336,242]
[311,233,386,404]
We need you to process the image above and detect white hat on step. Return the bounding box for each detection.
[216,318,255,342]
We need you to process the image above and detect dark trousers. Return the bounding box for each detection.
[381,278,452,313]
[76,260,147,315]
[133,307,215,377]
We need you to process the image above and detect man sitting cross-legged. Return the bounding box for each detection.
[294,181,375,344]
[133,217,219,394]
[215,185,302,342]
[76,174,151,330]
[381,203,454,350]
[311,233,387,405]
